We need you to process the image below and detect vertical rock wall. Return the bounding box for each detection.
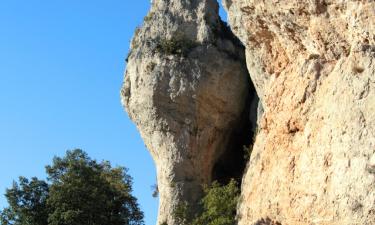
[224,0,375,224]
[121,0,253,224]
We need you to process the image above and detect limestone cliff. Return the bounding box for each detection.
[224,0,375,224]
[122,0,375,224]
[121,0,254,224]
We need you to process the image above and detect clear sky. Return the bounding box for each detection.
[0,1,227,225]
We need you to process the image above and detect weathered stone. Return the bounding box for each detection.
[224,1,375,224]
[121,0,252,224]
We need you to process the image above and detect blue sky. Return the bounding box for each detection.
[0,1,227,224]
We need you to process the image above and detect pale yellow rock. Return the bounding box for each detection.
[224,0,375,224]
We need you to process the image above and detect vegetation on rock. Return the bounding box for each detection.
[169,179,240,225]
[191,179,239,225]
[156,34,198,56]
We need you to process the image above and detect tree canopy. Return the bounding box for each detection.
[0,177,49,225]
[0,149,144,225]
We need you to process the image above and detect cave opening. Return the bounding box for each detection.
[211,81,259,186]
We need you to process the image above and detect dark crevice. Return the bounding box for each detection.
[212,80,259,186]
[210,3,259,186]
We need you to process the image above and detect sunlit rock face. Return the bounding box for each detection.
[224,0,375,224]
[121,0,253,224]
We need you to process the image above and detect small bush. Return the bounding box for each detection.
[151,183,159,198]
[173,180,240,225]
[174,201,190,225]
[191,179,240,225]
[156,34,198,56]
[144,12,154,22]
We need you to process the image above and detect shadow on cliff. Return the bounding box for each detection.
[211,77,259,186]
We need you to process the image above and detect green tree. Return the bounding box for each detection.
[0,149,144,225]
[191,179,240,225]
[0,177,49,225]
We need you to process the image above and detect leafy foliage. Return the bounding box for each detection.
[156,34,198,56]
[190,179,240,225]
[0,149,144,225]
[144,12,154,23]
[171,180,240,225]
[174,201,190,225]
[0,177,49,225]
[151,184,159,198]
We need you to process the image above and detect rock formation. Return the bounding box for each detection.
[224,0,375,224]
[122,0,375,224]
[121,0,254,224]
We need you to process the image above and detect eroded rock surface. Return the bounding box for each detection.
[121,0,252,224]
[224,1,375,224]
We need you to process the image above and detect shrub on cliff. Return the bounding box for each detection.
[191,179,240,225]
[156,34,198,56]
[172,179,240,225]
[0,149,144,225]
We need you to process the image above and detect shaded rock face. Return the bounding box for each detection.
[121,0,254,224]
[224,0,375,224]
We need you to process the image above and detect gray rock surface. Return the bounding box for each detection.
[121,0,251,224]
